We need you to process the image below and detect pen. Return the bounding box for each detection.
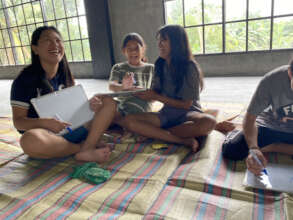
[54,114,73,133]
[249,149,268,175]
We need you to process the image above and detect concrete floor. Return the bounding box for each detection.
[0,76,261,116]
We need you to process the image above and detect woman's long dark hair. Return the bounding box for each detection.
[31,26,74,93]
[154,25,204,93]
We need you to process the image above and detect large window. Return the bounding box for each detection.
[0,0,91,66]
[164,0,293,54]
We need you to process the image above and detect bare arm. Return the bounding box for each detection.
[136,90,192,110]
[243,112,267,175]
[12,106,70,133]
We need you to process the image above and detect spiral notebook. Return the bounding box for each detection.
[31,85,94,134]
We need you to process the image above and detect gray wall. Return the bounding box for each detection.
[0,0,293,79]
[108,0,164,64]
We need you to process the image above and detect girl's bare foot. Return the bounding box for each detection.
[75,146,111,163]
[182,138,199,152]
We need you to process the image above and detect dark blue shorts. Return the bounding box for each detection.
[222,126,293,160]
[158,106,201,129]
[62,126,88,144]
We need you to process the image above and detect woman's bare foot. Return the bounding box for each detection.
[75,146,111,163]
[182,138,199,152]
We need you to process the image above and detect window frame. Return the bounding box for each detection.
[163,0,293,55]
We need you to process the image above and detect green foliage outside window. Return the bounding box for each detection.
[0,0,91,66]
[165,0,293,55]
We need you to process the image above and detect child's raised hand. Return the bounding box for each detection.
[122,72,135,90]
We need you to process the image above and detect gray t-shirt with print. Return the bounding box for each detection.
[109,62,154,115]
[247,65,293,133]
[151,61,201,111]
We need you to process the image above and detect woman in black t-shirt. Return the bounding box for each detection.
[11,26,116,163]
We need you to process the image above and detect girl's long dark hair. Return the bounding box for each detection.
[122,32,147,62]
[154,25,204,93]
[31,26,74,93]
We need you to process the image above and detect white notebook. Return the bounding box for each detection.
[243,163,293,193]
[31,85,94,134]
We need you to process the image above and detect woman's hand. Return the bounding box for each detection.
[246,148,267,175]
[135,89,158,101]
[122,72,135,90]
[89,95,103,112]
[42,118,71,133]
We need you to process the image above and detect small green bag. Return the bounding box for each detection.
[70,162,111,184]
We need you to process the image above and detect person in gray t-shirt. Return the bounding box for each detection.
[222,59,293,175]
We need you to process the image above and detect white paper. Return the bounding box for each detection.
[243,163,293,193]
[31,85,94,134]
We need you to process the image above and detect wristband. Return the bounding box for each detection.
[249,145,259,150]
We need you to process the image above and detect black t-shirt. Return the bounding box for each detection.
[10,65,66,132]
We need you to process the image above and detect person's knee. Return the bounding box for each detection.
[102,96,117,110]
[201,114,217,134]
[122,115,137,131]
[20,129,46,157]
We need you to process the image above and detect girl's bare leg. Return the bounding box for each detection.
[75,96,117,163]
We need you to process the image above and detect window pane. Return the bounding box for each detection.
[248,19,270,51]
[205,24,222,53]
[7,7,17,27]
[11,27,21,46]
[76,0,85,15]
[274,0,293,15]
[5,0,13,8]
[47,20,56,27]
[64,41,72,61]
[15,46,25,65]
[6,48,15,65]
[272,16,293,49]
[2,29,11,47]
[23,46,31,64]
[57,19,69,41]
[71,40,83,61]
[23,3,34,24]
[186,27,203,54]
[0,49,8,65]
[27,24,36,41]
[0,31,4,48]
[79,16,88,38]
[19,26,29,45]
[0,10,6,28]
[249,0,271,19]
[226,0,246,21]
[225,22,246,52]
[82,39,91,61]
[15,5,25,25]
[68,17,80,40]
[13,0,22,4]
[165,0,183,25]
[64,0,77,17]
[53,0,65,19]
[32,1,43,23]
[184,0,202,26]
[43,0,55,21]
[204,0,222,24]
